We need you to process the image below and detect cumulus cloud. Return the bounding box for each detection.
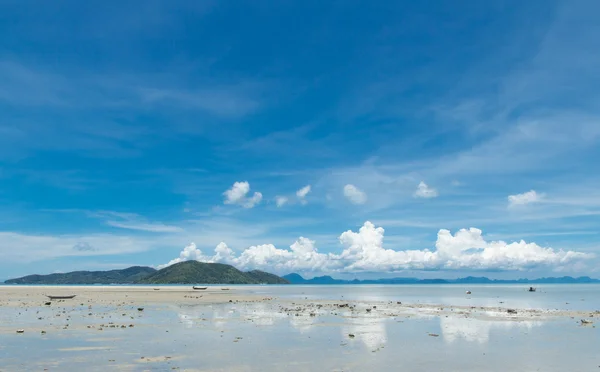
[157,242,205,269]
[414,181,438,198]
[275,196,288,207]
[296,185,311,204]
[343,184,367,204]
[160,222,592,273]
[508,190,543,207]
[223,181,263,208]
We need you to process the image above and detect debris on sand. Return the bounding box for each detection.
[428,333,439,337]
[507,309,517,314]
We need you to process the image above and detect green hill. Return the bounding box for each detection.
[137,261,289,284]
[4,266,157,285]
[245,270,289,284]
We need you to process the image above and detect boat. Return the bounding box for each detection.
[46,295,76,300]
[528,287,536,292]
[221,288,230,291]
[192,286,207,290]
[465,290,472,295]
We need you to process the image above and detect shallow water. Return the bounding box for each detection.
[1,285,599,371]
[250,283,600,311]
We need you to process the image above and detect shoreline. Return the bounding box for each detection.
[2,285,598,371]
[1,286,597,330]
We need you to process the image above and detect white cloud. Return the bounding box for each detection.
[105,220,183,233]
[223,181,263,208]
[157,242,205,269]
[90,210,184,233]
[296,185,311,204]
[508,190,543,207]
[275,196,288,207]
[160,221,593,273]
[414,181,438,198]
[0,232,155,262]
[343,184,367,204]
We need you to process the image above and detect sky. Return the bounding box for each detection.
[1,0,599,280]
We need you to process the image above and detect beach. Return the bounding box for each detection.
[1,285,599,371]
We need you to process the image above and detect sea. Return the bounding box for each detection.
[1,284,599,371]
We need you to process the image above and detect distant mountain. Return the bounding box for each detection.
[4,266,157,285]
[137,261,289,284]
[282,274,348,284]
[284,273,600,285]
[4,262,289,285]
[245,270,289,284]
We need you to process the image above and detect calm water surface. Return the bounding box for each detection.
[1,284,599,371]
[250,284,600,311]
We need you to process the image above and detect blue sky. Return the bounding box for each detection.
[1,0,599,279]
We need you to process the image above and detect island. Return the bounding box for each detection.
[4,261,289,285]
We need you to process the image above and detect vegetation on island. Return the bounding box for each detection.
[4,261,289,285]
[137,261,289,284]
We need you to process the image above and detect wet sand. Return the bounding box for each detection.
[0,285,261,307]
[1,285,598,371]
[1,285,597,323]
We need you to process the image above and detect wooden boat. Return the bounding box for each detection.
[192,286,207,290]
[46,295,76,300]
